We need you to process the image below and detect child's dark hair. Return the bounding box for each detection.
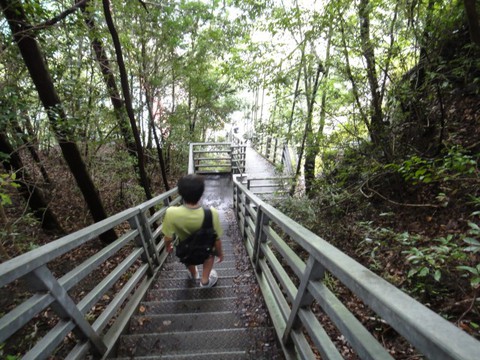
[178,174,205,204]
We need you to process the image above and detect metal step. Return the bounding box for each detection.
[161,260,237,271]
[148,276,236,291]
[155,268,240,281]
[129,311,245,333]
[139,297,237,315]
[112,351,250,360]
[145,284,246,302]
[115,328,272,357]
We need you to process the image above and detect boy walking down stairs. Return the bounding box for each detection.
[162,175,224,288]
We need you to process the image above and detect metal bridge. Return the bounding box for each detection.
[1,140,479,359]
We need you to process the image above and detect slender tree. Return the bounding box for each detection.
[78,0,137,157]
[0,132,62,232]
[13,119,51,184]
[102,0,152,200]
[464,0,480,46]
[359,0,390,160]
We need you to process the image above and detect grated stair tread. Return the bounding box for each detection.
[129,311,246,333]
[139,297,237,314]
[158,267,239,278]
[162,259,236,271]
[149,276,235,290]
[145,284,245,301]
[112,351,252,360]
[115,328,274,357]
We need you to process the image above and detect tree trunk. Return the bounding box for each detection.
[302,62,323,197]
[359,0,391,160]
[144,83,170,192]
[0,132,63,233]
[14,119,51,184]
[0,202,11,261]
[464,0,480,46]
[287,56,303,143]
[102,0,152,200]
[1,0,116,243]
[78,0,137,157]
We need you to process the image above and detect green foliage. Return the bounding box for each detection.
[457,264,480,289]
[0,342,20,360]
[401,219,480,292]
[275,196,317,230]
[462,221,480,254]
[457,221,480,288]
[403,235,466,282]
[0,172,20,206]
[1,213,41,253]
[386,155,434,184]
[385,146,478,185]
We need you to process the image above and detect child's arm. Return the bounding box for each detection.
[164,235,174,253]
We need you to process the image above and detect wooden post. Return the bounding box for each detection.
[283,256,325,344]
[26,265,107,356]
[253,206,269,273]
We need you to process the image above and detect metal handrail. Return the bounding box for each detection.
[0,188,180,359]
[252,136,295,177]
[189,142,245,176]
[232,175,480,360]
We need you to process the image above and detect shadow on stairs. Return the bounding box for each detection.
[110,175,285,359]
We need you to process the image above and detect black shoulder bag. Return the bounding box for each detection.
[175,208,217,265]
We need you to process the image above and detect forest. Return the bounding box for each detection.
[1,0,480,356]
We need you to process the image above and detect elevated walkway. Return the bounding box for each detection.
[1,141,479,360]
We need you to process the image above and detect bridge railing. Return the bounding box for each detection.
[0,188,180,359]
[252,135,295,176]
[189,142,246,175]
[239,176,294,199]
[233,175,480,360]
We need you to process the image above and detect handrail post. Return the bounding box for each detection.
[266,136,271,160]
[241,144,246,173]
[26,265,107,356]
[273,138,278,164]
[243,192,250,241]
[129,213,157,275]
[230,143,235,174]
[234,182,240,219]
[253,206,269,273]
[188,143,195,174]
[282,256,325,344]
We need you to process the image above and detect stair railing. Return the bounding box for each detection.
[252,136,295,176]
[0,188,180,359]
[189,142,246,175]
[233,175,480,360]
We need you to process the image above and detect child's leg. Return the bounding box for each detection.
[201,255,215,284]
[187,264,197,278]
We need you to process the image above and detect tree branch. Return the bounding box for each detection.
[361,182,440,208]
[137,0,149,12]
[31,0,89,31]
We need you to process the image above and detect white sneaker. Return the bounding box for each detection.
[188,266,199,281]
[200,269,218,288]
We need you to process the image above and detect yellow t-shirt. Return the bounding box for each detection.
[162,206,223,242]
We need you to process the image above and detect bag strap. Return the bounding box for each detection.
[202,208,213,230]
